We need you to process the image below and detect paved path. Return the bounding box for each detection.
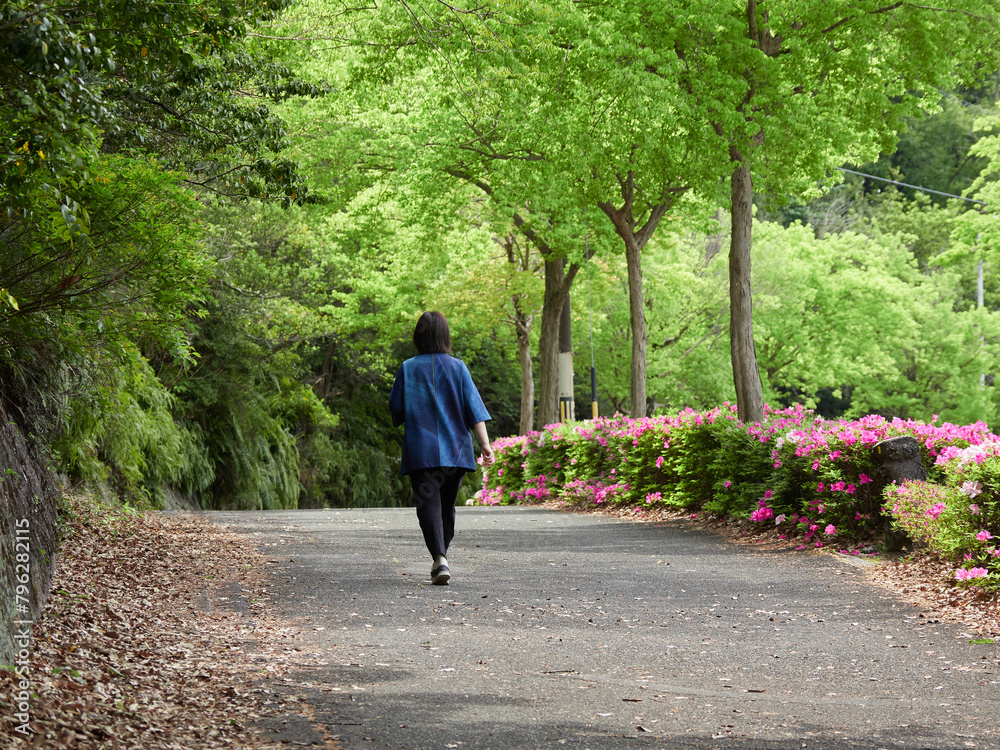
[204,507,1000,750]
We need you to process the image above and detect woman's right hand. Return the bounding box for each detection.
[481,444,496,467]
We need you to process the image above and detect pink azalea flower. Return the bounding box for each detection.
[961,481,983,498]
[859,473,872,484]
[723,480,732,489]
[969,503,981,515]
[977,530,993,542]
[957,567,989,581]
[655,456,664,469]
[825,524,836,535]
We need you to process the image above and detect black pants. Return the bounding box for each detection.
[409,467,466,558]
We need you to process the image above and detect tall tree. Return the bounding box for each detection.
[336,0,709,419]
[277,31,605,426]
[666,0,1000,422]
[484,233,542,434]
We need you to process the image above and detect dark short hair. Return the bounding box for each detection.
[413,311,451,354]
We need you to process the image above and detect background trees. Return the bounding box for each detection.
[339,0,1000,423]
[3,0,1000,510]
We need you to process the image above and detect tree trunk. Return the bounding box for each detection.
[537,258,578,428]
[624,235,647,418]
[515,317,534,435]
[729,161,765,424]
[501,232,537,435]
[509,215,580,429]
[599,176,674,419]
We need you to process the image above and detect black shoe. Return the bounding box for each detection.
[431,564,451,585]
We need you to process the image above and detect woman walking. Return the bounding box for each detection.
[389,311,495,585]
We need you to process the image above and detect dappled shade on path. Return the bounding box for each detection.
[207,507,1000,750]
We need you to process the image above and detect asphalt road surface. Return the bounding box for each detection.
[203,507,1000,750]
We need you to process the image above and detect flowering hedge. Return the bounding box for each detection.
[476,403,1000,588]
[886,439,1000,586]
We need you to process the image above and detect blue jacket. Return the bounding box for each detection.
[389,353,492,475]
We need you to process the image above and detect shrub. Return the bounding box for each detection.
[479,404,1000,568]
[883,442,1000,588]
[479,434,532,505]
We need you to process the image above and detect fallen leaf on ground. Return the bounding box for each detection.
[0,494,333,749]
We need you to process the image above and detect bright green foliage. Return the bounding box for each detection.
[949,115,1000,278]
[573,245,734,417]
[0,0,323,212]
[610,0,998,208]
[332,0,1000,421]
[0,155,209,355]
[49,351,215,503]
[770,177,968,272]
[270,25,541,456]
[750,221,1000,424]
[570,216,1000,424]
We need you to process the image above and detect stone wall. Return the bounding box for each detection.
[0,377,59,665]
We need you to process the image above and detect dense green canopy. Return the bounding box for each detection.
[2,0,1000,509]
